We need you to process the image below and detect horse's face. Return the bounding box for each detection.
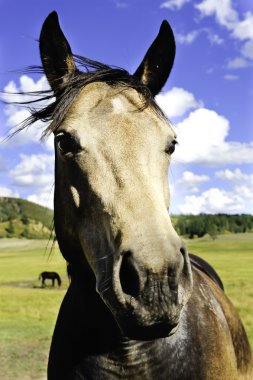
[40,12,193,340]
[53,82,193,338]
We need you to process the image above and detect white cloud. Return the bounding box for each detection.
[227,57,249,69]
[161,1,253,66]
[195,0,238,29]
[160,0,190,10]
[215,169,253,207]
[2,75,50,106]
[174,168,253,214]
[242,39,253,60]
[176,28,223,46]
[156,87,202,118]
[207,32,223,45]
[216,168,253,185]
[196,0,253,64]
[234,185,253,204]
[173,108,253,166]
[0,186,19,198]
[42,134,54,151]
[175,171,210,193]
[114,1,129,8]
[10,154,54,188]
[178,169,253,214]
[1,75,53,149]
[178,187,246,214]
[8,153,54,209]
[224,74,239,80]
[176,30,200,44]
[1,107,44,148]
[27,185,54,209]
[232,12,253,41]
[174,108,228,161]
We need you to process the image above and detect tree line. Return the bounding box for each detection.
[172,214,253,239]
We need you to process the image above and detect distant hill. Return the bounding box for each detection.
[0,197,54,239]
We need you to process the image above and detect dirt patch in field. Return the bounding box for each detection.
[0,281,63,289]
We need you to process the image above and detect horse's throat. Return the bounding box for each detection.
[75,339,169,379]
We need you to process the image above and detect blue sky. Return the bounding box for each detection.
[0,0,252,214]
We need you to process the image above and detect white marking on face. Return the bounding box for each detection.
[70,185,80,208]
[111,98,126,114]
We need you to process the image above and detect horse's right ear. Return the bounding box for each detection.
[39,11,76,94]
[133,20,176,97]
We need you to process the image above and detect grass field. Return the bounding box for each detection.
[0,239,67,380]
[0,234,252,379]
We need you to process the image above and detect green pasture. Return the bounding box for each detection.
[0,239,67,380]
[0,234,252,379]
[186,233,253,349]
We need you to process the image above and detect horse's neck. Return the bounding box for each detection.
[76,338,171,379]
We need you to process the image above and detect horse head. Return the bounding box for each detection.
[40,12,193,340]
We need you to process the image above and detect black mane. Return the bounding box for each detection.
[9,55,166,138]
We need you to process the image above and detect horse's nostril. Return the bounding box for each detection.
[119,251,140,298]
[180,246,187,256]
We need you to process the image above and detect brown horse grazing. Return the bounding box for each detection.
[39,271,62,287]
[22,11,252,380]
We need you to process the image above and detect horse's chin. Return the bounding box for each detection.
[99,290,182,341]
[117,318,179,341]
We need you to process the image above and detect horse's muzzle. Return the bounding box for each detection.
[98,246,193,340]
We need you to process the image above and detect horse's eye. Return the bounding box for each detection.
[165,140,177,155]
[55,132,80,155]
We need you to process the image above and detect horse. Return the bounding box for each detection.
[38,271,62,287]
[20,11,252,379]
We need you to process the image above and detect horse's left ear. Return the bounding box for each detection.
[133,20,175,97]
[39,11,76,94]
